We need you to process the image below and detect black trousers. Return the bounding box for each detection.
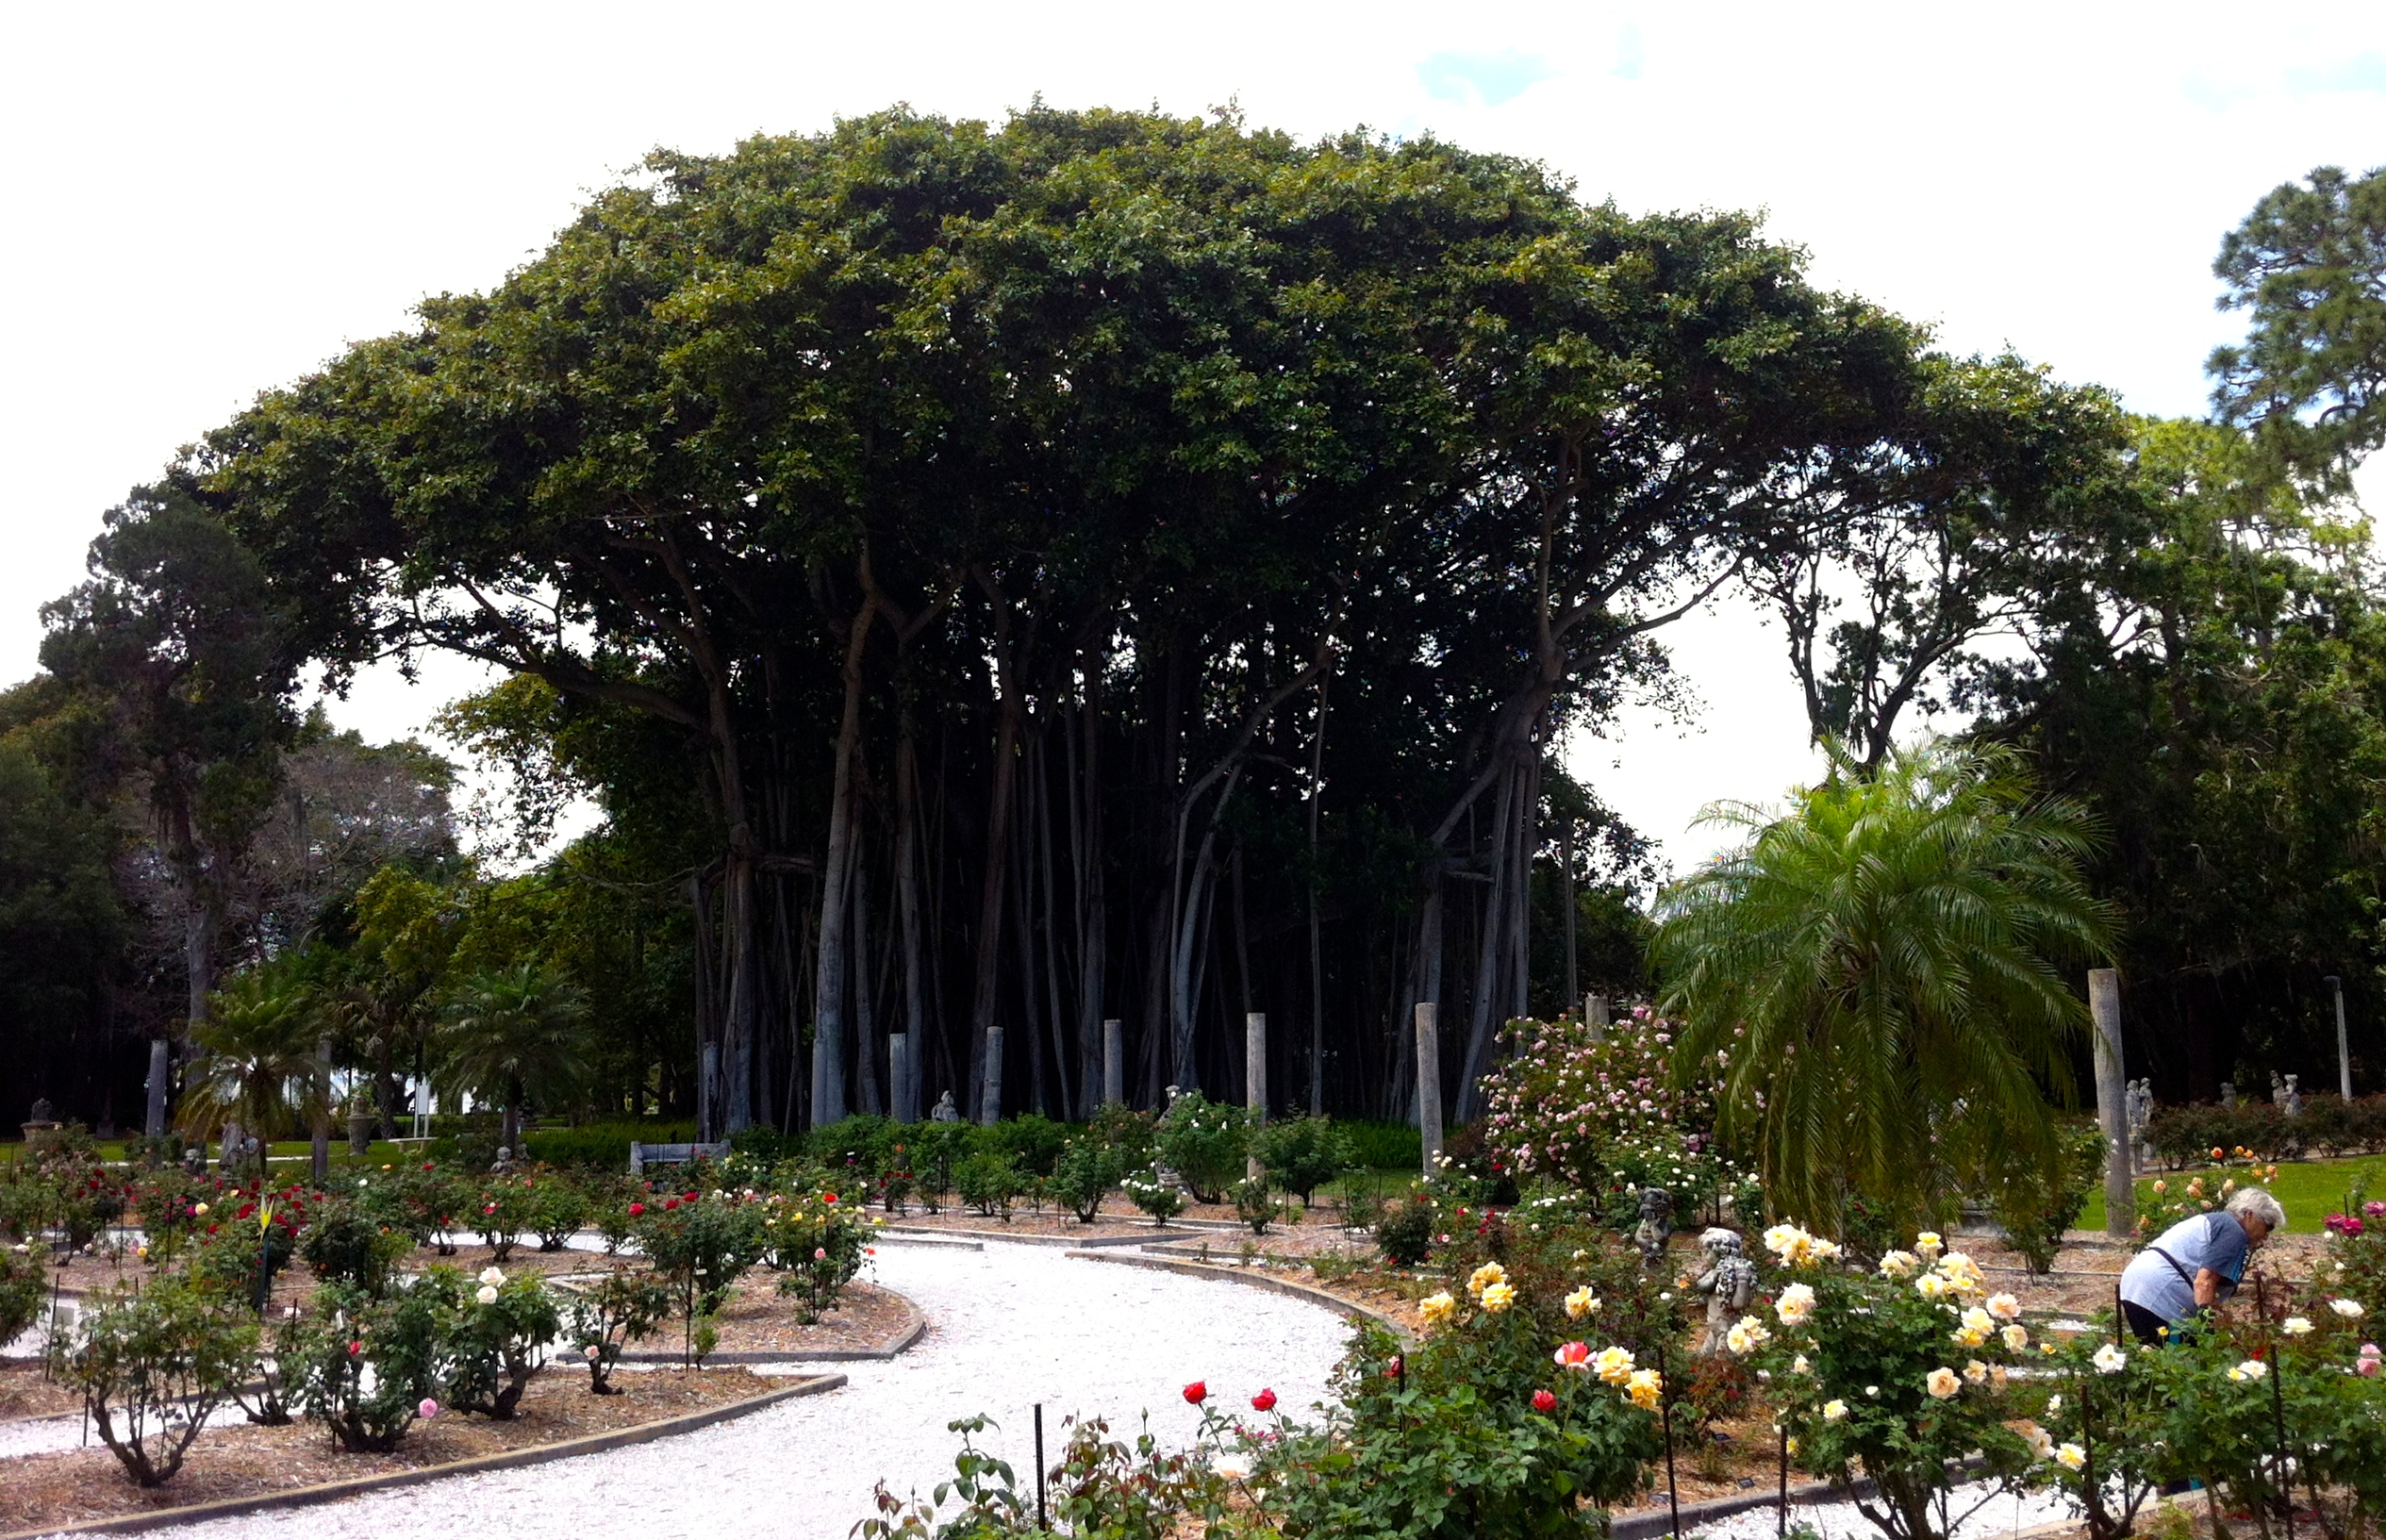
[2122,1299,2193,1346]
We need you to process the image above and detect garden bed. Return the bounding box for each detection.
[609,1277,919,1360]
[0,1365,801,1536]
[0,1363,82,1421]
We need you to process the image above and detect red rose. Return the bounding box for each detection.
[684,1191,698,1202]
[349,1340,363,1356]
[1183,1381,1207,1405]
[823,1193,838,1205]
[1533,1389,1556,1414]
[1251,1388,1277,1412]
[664,1199,679,1211]
[628,1202,645,1217]
[1387,1356,1402,1377]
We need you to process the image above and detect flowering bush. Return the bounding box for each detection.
[434,1265,561,1419]
[1479,1010,1724,1192]
[296,1194,413,1296]
[50,1276,256,1486]
[1121,1167,1185,1227]
[1251,1116,1357,1206]
[1051,1136,1125,1223]
[528,1176,590,1251]
[762,1185,874,1322]
[953,1151,1021,1219]
[2133,1153,2282,1239]
[637,1188,765,1364]
[1749,1225,2030,1540]
[286,1277,448,1451]
[565,1267,671,1395]
[471,1176,540,1262]
[1154,1092,1251,1203]
[2020,1324,2165,1540]
[0,1239,46,1344]
[2325,1178,2386,1310]
[1260,1288,1664,1537]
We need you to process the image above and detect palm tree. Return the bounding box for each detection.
[1652,739,2118,1235]
[181,966,324,1147]
[436,963,592,1151]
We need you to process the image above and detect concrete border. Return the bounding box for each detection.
[877,1224,1169,1250]
[0,1372,846,1540]
[1065,1249,1415,1345]
[616,1293,927,1365]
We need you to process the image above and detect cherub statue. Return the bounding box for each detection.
[1632,1185,1674,1269]
[489,1145,517,1175]
[930,1089,961,1123]
[1691,1228,1758,1355]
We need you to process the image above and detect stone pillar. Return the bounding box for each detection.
[889,1034,914,1123]
[2089,969,2132,1237]
[1415,1002,1443,1174]
[980,1026,1004,1126]
[698,1043,720,1143]
[1246,1013,1268,1184]
[311,1035,333,1184]
[1102,1018,1124,1107]
[2330,975,2352,1101]
[1586,994,1609,1043]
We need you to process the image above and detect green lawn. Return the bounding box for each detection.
[2078,1153,2383,1235]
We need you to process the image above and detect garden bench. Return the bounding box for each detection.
[628,1140,731,1175]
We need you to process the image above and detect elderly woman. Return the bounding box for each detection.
[2118,1186,2286,1345]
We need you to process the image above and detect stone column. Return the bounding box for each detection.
[1102,1018,1124,1107]
[980,1026,1004,1126]
[311,1035,333,1184]
[1586,994,1609,1044]
[1415,1002,1443,1174]
[2089,969,2132,1237]
[1246,1013,1268,1184]
[889,1034,914,1123]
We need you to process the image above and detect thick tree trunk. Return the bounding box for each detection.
[894,716,929,1125]
[967,587,1027,1119]
[1459,761,1517,1119]
[1035,727,1072,1120]
[811,588,876,1129]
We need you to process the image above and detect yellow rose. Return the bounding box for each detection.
[1925,1366,1961,1399]
[1419,1291,1455,1326]
[1480,1282,1516,1314]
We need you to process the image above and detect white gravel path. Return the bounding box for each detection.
[58,1240,1350,1540]
[1688,1484,2076,1540]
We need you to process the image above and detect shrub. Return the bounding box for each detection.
[0,1243,43,1345]
[521,1119,699,1170]
[1753,1225,2032,1540]
[761,1184,873,1322]
[1251,1117,1354,1206]
[1264,1311,1662,1538]
[565,1267,671,1394]
[1086,1102,1158,1168]
[296,1196,412,1296]
[287,1278,448,1451]
[469,1176,540,1262]
[1337,1118,1422,1172]
[809,1114,890,1174]
[1231,1177,1281,1234]
[184,1198,307,1308]
[1477,1013,1722,1194]
[637,1191,765,1361]
[1980,1120,2106,1276]
[954,1151,1020,1219]
[1121,1167,1185,1226]
[437,1265,561,1419]
[127,1169,216,1266]
[1051,1137,1123,1223]
[1155,1092,1249,1202]
[52,1277,257,1486]
[364,1161,468,1251]
[1374,1197,1433,1266]
[908,1121,973,1211]
[528,1177,589,1251]
[986,1113,1071,1178]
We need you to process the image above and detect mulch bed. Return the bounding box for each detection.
[0,1363,83,1422]
[0,1365,783,1534]
[632,1278,915,1358]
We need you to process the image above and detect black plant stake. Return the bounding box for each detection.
[1777,1420,1789,1538]
[2268,1340,2293,1540]
[1034,1401,1047,1530]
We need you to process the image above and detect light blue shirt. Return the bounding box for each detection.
[2119,1210,2250,1323]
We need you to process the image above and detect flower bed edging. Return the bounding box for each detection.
[0,1372,846,1540]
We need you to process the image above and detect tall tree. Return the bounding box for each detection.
[40,487,294,1136]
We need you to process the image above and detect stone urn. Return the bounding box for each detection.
[348,1110,375,1155]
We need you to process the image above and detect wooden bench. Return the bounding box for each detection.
[628,1140,731,1175]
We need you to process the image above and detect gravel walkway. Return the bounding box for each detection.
[1689,1483,2076,1540]
[66,1240,1351,1540]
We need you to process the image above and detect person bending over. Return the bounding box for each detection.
[2117,1186,2285,1347]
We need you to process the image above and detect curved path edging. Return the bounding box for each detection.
[1066,1249,1416,1345]
[0,1373,845,1540]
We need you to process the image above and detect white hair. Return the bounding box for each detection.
[2226,1186,2287,1232]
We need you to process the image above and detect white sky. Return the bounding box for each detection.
[4,1,2381,870]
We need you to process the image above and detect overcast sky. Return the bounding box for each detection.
[4,2,2380,870]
